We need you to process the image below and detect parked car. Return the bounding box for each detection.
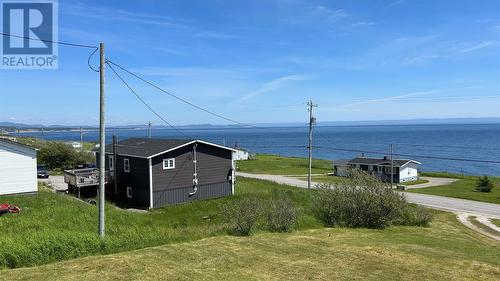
[37,165,49,179]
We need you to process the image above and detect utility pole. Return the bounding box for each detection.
[390,144,394,188]
[41,127,44,141]
[307,100,317,189]
[148,121,152,139]
[113,134,118,196]
[98,42,106,238]
[80,127,84,152]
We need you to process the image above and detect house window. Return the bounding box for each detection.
[124,158,130,173]
[126,186,132,198]
[377,166,382,172]
[384,166,394,174]
[108,156,114,171]
[163,158,175,170]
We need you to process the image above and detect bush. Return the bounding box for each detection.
[399,205,433,227]
[38,142,94,170]
[311,170,407,229]
[221,197,261,236]
[265,191,297,232]
[475,176,494,192]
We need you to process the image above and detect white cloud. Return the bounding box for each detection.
[458,41,493,53]
[194,31,238,39]
[235,75,311,102]
[351,21,378,27]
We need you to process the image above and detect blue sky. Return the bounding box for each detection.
[1,0,499,126]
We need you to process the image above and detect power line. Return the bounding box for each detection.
[106,60,252,127]
[315,130,496,151]
[0,32,99,72]
[314,146,500,164]
[106,61,190,138]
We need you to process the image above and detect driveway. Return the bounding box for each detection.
[405,176,458,189]
[236,172,500,219]
[38,175,68,191]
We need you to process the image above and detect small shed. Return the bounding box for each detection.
[0,139,37,195]
[96,138,236,209]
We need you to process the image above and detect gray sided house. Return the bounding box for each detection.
[333,156,421,183]
[96,138,236,209]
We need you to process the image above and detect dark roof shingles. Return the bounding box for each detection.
[105,138,192,158]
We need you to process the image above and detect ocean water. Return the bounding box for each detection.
[19,124,500,176]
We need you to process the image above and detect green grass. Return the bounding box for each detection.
[237,154,332,175]
[1,212,499,281]
[400,179,429,186]
[469,216,500,237]
[491,219,500,228]
[294,174,343,184]
[0,178,320,269]
[408,177,500,204]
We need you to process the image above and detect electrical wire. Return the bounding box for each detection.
[106,60,252,127]
[0,32,99,72]
[314,146,500,164]
[106,61,190,138]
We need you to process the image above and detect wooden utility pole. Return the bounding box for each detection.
[80,127,84,152]
[148,121,152,139]
[390,144,394,188]
[98,42,106,238]
[113,134,118,196]
[307,101,317,189]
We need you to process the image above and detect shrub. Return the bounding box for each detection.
[400,205,434,227]
[475,176,494,192]
[311,170,407,229]
[38,142,94,170]
[221,196,261,236]
[265,191,297,232]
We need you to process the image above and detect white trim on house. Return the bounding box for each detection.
[162,158,175,169]
[231,151,235,195]
[108,155,114,171]
[104,140,237,159]
[126,186,132,198]
[148,158,153,209]
[148,140,237,159]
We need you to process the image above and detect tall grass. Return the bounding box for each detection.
[0,178,319,269]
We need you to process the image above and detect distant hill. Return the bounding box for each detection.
[1,117,499,131]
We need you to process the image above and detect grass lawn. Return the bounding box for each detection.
[236,154,332,175]
[294,174,343,184]
[0,178,319,269]
[1,212,499,281]
[407,176,500,204]
[492,219,500,227]
[401,179,429,186]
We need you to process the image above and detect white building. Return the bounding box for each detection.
[69,141,82,150]
[333,156,421,183]
[0,139,38,195]
[233,149,249,161]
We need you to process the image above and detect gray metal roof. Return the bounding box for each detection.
[348,157,420,167]
[104,138,235,158]
[0,138,37,151]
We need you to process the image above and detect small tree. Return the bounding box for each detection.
[475,176,494,193]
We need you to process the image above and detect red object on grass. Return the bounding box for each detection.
[0,203,21,214]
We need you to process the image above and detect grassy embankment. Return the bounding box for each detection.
[0,179,319,269]
[1,212,499,281]
[408,172,500,204]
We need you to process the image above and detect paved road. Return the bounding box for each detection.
[236,172,500,219]
[405,176,457,189]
